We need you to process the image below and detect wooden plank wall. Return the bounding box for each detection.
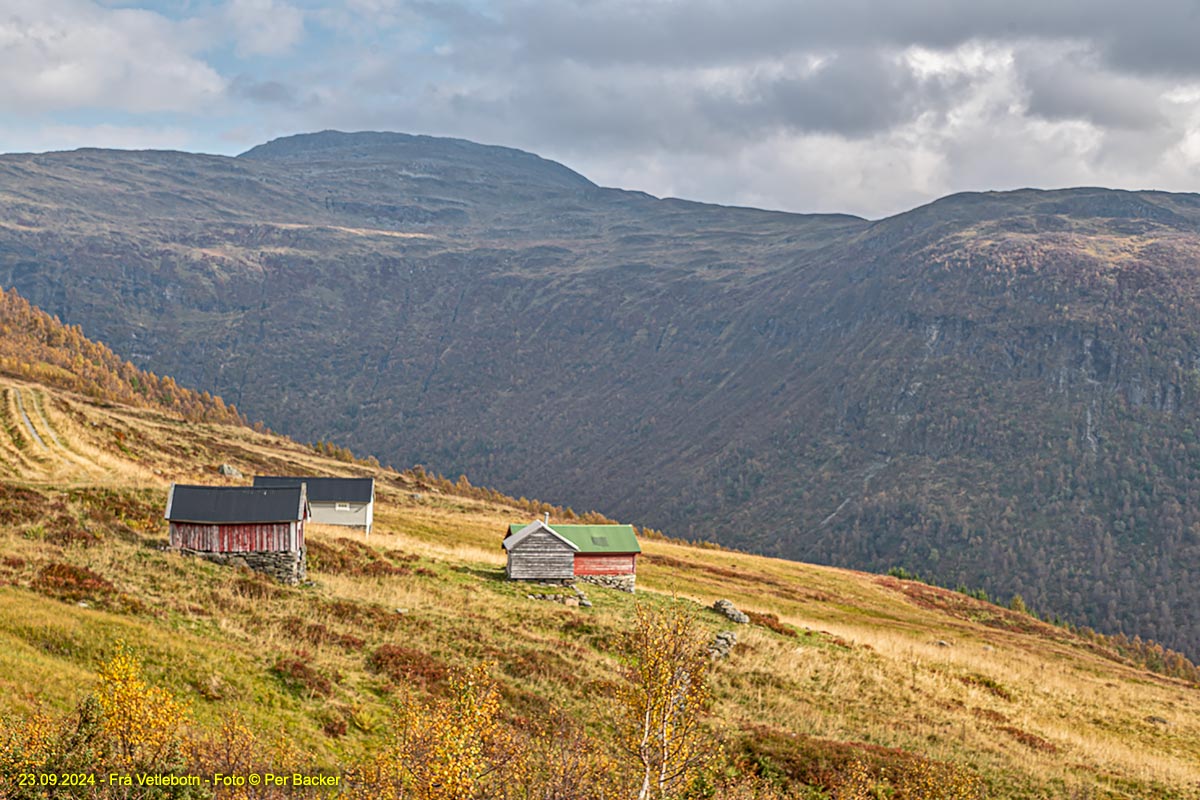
[574,553,637,576]
[507,529,575,580]
[169,522,296,553]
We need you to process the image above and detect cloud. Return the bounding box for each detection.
[230,75,301,106]
[327,0,1200,217]
[0,0,225,114]
[459,1,1200,77]
[695,50,972,138]
[223,0,306,57]
[0,122,200,154]
[1020,48,1169,131]
[437,32,1197,219]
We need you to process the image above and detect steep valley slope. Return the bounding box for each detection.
[3,132,1200,657]
[0,298,1198,798]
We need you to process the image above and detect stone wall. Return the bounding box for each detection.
[178,547,306,585]
[578,573,636,593]
[513,577,575,586]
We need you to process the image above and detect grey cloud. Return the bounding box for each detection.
[377,51,968,153]
[321,46,967,156]
[408,0,503,38]
[448,69,714,153]
[232,0,1200,218]
[1098,4,1200,77]
[415,0,1200,77]
[701,51,969,138]
[1021,51,1168,131]
[231,75,301,106]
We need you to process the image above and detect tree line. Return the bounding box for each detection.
[0,288,244,426]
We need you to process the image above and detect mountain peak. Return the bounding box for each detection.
[238,129,596,191]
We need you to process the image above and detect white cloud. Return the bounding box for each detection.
[533,39,1200,217]
[0,123,201,154]
[223,0,306,56]
[0,0,224,114]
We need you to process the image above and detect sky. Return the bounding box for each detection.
[5,1,1200,219]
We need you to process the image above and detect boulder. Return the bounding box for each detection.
[712,599,749,624]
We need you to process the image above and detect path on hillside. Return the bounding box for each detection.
[0,383,125,485]
[13,389,45,449]
[28,391,63,448]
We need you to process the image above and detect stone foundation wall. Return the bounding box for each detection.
[578,573,636,593]
[513,577,575,586]
[178,547,306,585]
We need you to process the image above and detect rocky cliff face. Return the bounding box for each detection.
[4,132,1200,654]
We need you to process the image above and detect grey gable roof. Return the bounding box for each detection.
[503,520,580,552]
[165,484,308,524]
[253,476,374,503]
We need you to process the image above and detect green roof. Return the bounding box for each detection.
[507,523,641,554]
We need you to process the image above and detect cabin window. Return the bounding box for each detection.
[336,502,351,512]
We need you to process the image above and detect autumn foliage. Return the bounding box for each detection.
[350,662,518,800]
[0,287,243,425]
[93,645,193,771]
[0,645,201,799]
[619,605,718,800]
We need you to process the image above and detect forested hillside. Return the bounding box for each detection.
[0,288,243,426]
[3,132,1200,657]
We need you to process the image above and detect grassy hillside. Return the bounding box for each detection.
[0,373,1198,798]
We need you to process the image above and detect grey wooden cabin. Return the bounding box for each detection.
[502,519,579,581]
[253,476,374,535]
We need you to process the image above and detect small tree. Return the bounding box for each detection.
[512,710,622,800]
[93,644,192,771]
[618,605,718,800]
[355,662,519,800]
[0,701,108,799]
[1009,594,1028,615]
[0,706,59,782]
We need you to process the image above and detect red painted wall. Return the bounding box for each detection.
[169,521,302,552]
[574,553,637,575]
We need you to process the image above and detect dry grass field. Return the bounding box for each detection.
[0,375,1198,798]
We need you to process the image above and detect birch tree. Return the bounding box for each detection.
[618,605,718,800]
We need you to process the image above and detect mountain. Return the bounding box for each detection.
[0,300,1197,798]
[3,131,1200,658]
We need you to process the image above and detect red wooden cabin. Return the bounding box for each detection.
[165,483,309,554]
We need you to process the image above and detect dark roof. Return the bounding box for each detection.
[253,476,374,503]
[166,484,307,524]
[506,523,641,554]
